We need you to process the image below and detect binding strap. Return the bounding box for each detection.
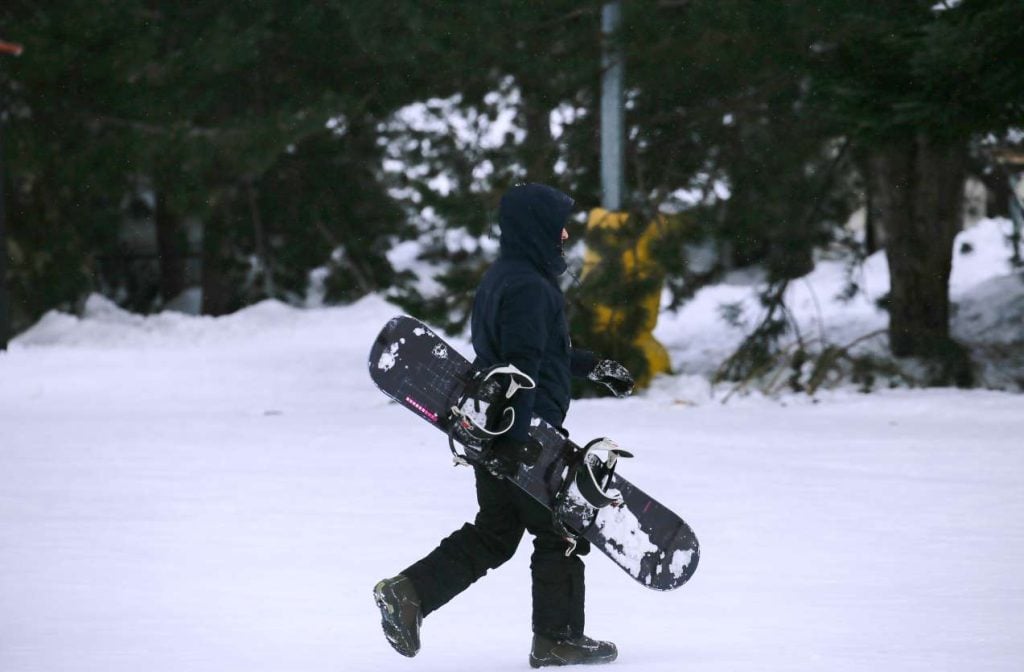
[449,364,535,438]
[446,363,535,465]
[551,438,634,555]
[573,438,633,508]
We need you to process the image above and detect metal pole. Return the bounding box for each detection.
[0,40,22,351]
[600,1,624,212]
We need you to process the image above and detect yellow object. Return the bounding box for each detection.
[582,208,672,388]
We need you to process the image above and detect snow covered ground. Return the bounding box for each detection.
[2,219,1023,671]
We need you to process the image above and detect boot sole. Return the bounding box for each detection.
[529,651,618,668]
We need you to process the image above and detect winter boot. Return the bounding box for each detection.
[529,634,618,667]
[373,575,422,657]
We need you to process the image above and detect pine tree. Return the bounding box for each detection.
[811,0,1024,382]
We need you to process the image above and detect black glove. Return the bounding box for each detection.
[480,436,542,478]
[588,359,635,398]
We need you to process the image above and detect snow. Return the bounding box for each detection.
[3,220,1024,671]
[592,501,661,582]
[655,218,1024,383]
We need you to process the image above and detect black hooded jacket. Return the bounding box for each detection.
[470,184,597,441]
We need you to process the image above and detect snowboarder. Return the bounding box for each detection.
[374,183,635,667]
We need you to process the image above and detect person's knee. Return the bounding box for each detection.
[476,525,521,565]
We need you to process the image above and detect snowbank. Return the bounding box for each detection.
[654,217,1024,389]
[14,293,398,351]
[8,218,1023,392]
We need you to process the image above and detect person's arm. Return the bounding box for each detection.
[570,348,599,378]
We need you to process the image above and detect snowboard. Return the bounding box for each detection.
[368,315,699,591]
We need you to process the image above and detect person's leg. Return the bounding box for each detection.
[529,534,586,639]
[516,488,616,666]
[401,467,525,615]
[513,486,589,639]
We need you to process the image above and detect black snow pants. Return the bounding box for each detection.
[402,466,589,640]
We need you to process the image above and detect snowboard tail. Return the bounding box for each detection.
[368,315,699,590]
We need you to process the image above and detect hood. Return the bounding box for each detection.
[498,183,575,277]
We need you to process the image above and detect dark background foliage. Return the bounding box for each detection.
[2,1,1022,375]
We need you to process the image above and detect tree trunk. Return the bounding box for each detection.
[864,163,881,254]
[518,76,557,185]
[154,191,186,304]
[0,136,8,350]
[244,178,275,299]
[869,134,966,360]
[0,175,9,350]
[200,206,234,316]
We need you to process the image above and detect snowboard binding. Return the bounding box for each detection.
[446,363,535,464]
[552,438,634,555]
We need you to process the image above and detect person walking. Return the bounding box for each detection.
[373,183,635,667]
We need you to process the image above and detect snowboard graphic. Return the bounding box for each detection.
[368,315,699,591]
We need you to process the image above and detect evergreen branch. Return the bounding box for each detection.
[313,220,375,295]
[539,7,599,26]
[87,115,235,139]
[720,328,900,401]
